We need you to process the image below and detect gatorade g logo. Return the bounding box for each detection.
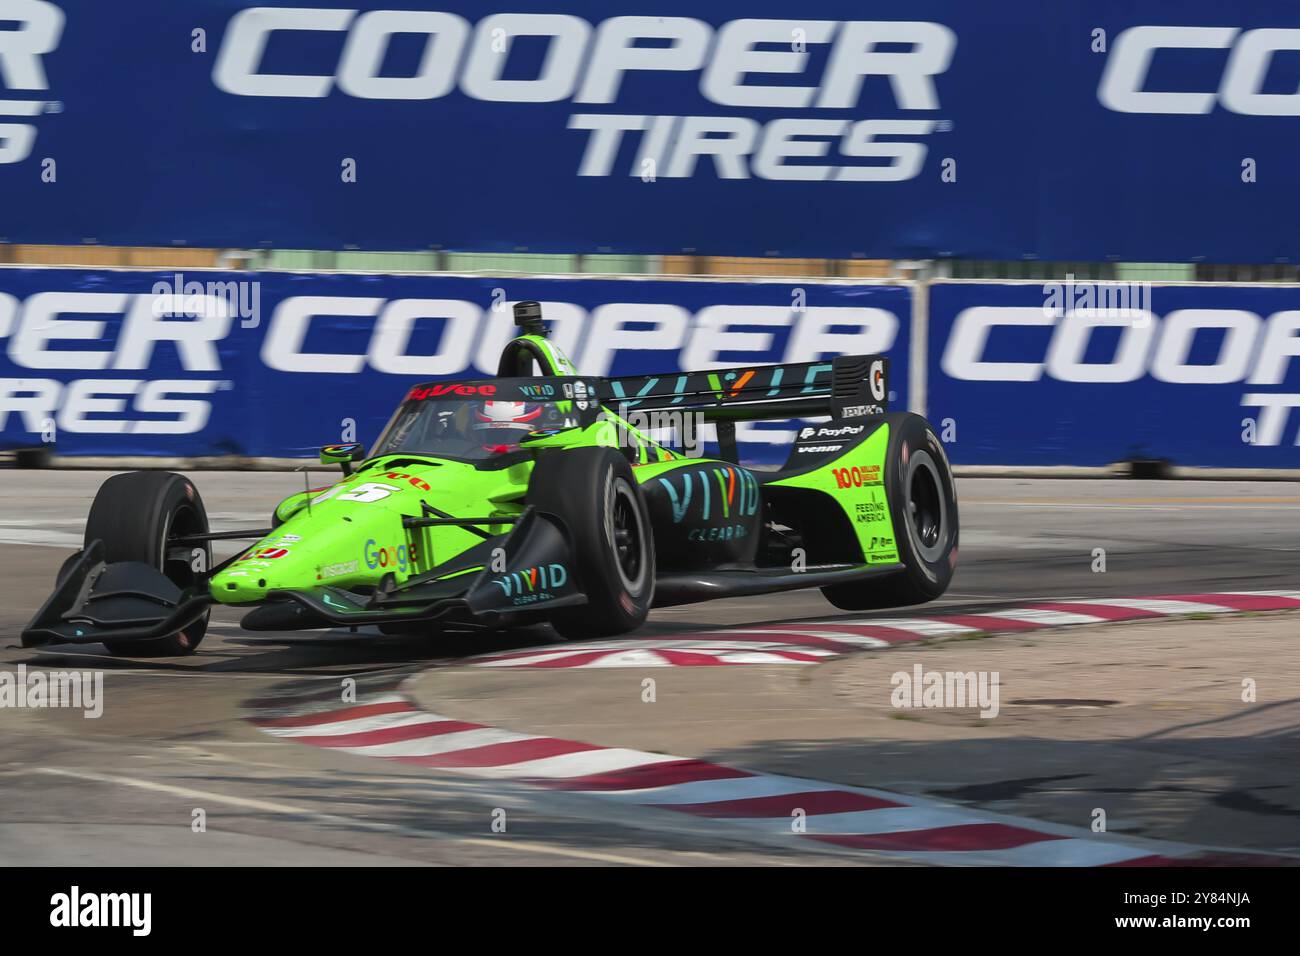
[870,359,886,401]
[0,0,65,164]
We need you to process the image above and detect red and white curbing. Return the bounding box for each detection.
[461,591,1300,669]
[247,680,1292,866]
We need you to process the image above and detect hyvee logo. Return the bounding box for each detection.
[50,886,151,936]
[1100,26,1300,115]
[213,10,955,182]
[0,0,64,164]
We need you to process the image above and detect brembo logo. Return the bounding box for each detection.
[0,0,64,164]
[1100,26,1300,115]
[213,9,955,182]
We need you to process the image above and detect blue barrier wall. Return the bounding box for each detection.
[2,1,1298,260]
[5,268,1297,469]
[928,282,1300,468]
[0,268,910,460]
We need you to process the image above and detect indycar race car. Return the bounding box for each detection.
[23,302,958,656]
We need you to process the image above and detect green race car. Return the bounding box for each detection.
[23,301,958,657]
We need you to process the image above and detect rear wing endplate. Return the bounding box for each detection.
[598,355,889,423]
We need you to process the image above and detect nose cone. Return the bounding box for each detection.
[211,545,315,602]
[209,518,374,604]
[211,561,280,602]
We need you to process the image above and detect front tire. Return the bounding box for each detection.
[822,413,958,611]
[528,448,655,638]
[83,471,212,656]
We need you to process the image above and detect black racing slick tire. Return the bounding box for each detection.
[822,413,958,612]
[528,448,655,639]
[83,471,212,656]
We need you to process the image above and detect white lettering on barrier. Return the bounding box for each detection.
[1100,25,1300,116]
[215,12,952,110]
[941,305,1300,446]
[212,10,954,182]
[943,306,1300,386]
[0,291,903,437]
[4,284,1298,451]
[0,379,219,435]
[0,0,63,164]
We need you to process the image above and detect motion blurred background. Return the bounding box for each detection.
[2,1,1298,474]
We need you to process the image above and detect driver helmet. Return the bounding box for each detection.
[473,400,544,452]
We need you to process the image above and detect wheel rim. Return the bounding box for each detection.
[608,477,647,595]
[163,502,210,648]
[905,450,948,564]
[163,503,206,589]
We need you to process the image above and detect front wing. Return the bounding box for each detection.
[21,508,587,648]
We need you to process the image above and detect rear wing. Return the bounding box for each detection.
[598,355,889,423]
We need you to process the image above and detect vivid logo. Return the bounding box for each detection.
[492,563,568,600]
[657,466,760,524]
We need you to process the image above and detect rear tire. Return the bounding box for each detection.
[822,413,958,611]
[528,448,655,638]
[83,471,212,656]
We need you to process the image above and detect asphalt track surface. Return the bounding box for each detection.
[0,471,1297,865]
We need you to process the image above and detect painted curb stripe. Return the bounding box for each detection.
[246,591,1300,865]
[250,698,414,728]
[1027,602,1162,622]
[528,758,751,791]
[249,680,1294,867]
[812,823,1064,853]
[661,790,901,818]
[290,719,482,748]
[460,591,1300,669]
[400,737,602,769]
[258,710,435,739]
[1184,592,1300,611]
[243,682,405,712]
